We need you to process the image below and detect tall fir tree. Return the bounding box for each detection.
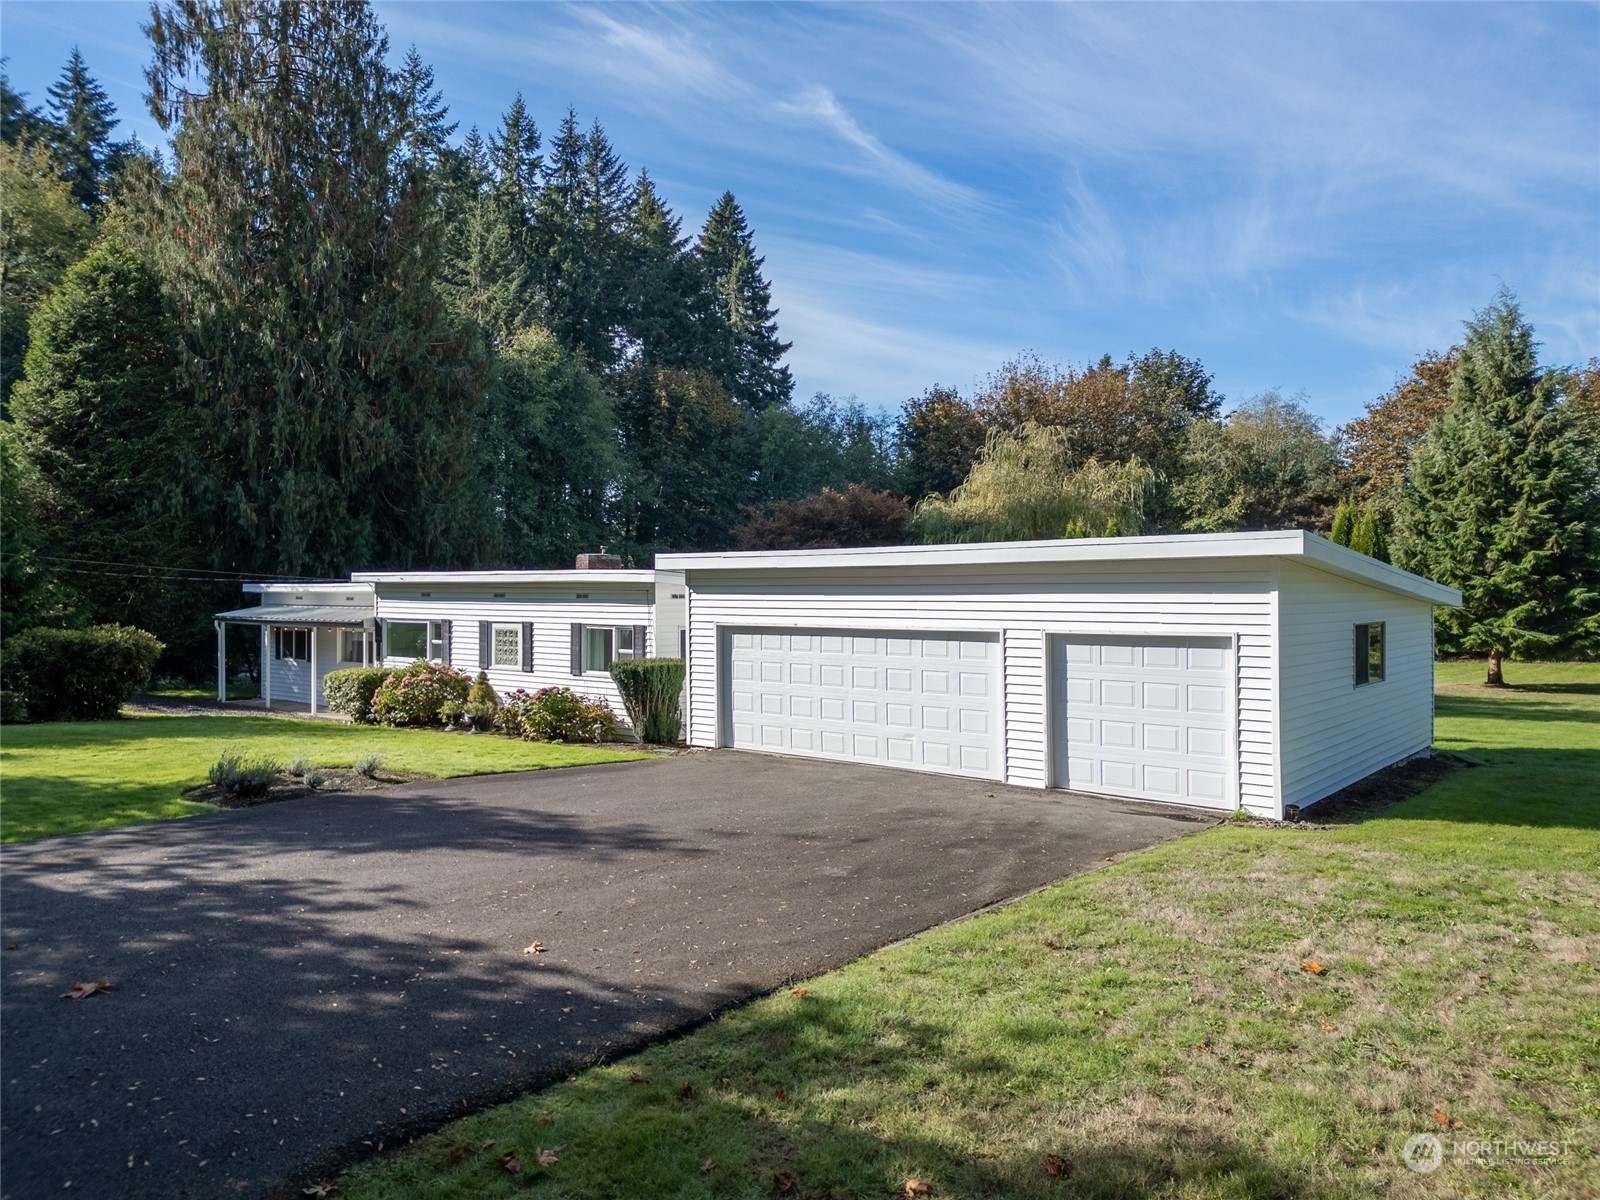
[695,192,792,412]
[1395,292,1600,684]
[45,48,122,212]
[139,0,489,578]
[397,45,456,168]
[2,67,50,147]
[8,233,211,660]
[489,94,541,254]
[622,169,696,365]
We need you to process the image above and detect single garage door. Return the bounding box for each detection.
[1052,637,1233,808]
[726,629,1001,780]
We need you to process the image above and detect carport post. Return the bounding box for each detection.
[215,621,226,704]
[309,628,319,715]
[262,624,271,711]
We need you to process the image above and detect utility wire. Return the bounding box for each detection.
[29,554,331,582]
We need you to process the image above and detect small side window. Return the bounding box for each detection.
[1354,622,1385,686]
[492,624,520,668]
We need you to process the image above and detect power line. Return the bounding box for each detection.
[29,555,330,582]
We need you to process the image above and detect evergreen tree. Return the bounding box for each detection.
[482,325,616,566]
[397,45,456,168]
[8,233,210,658]
[439,190,535,348]
[139,0,489,578]
[622,169,696,364]
[45,48,123,212]
[1,141,91,404]
[1394,292,1600,684]
[1329,496,1356,546]
[489,94,541,250]
[2,66,50,147]
[696,192,792,411]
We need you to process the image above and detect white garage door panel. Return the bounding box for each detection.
[726,629,1000,780]
[1053,637,1233,808]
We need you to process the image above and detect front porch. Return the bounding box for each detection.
[213,602,377,715]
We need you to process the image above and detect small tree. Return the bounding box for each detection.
[1394,292,1600,685]
[734,485,909,550]
[1329,497,1356,546]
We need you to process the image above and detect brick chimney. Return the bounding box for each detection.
[575,546,623,570]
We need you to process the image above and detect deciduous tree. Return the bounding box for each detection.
[0,141,90,403]
[1176,391,1340,532]
[734,484,909,550]
[1339,350,1456,515]
[894,385,986,500]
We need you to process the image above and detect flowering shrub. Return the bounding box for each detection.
[371,661,471,727]
[496,687,617,743]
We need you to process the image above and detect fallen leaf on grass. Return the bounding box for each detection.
[537,1113,556,1125]
[1042,1152,1071,1178]
[790,986,808,998]
[536,1146,562,1167]
[60,980,112,1000]
[700,1156,715,1174]
[679,1082,695,1100]
[1043,938,1061,950]
[448,1145,467,1163]
[1433,1107,1464,1130]
[522,942,546,955]
[774,1171,797,1193]
[774,1085,788,1100]
[905,1179,932,1197]
[500,1150,521,1173]
[628,1071,652,1084]
[1299,959,1327,976]
[1320,1021,1337,1032]
[481,1139,496,1149]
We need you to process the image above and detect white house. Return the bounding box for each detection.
[216,532,1459,820]
[214,582,377,713]
[657,531,1462,820]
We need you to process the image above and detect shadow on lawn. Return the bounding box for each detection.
[1366,748,1600,831]
[1434,691,1600,725]
[377,989,1351,1200]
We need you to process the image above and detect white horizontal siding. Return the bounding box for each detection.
[683,559,1277,799]
[1277,560,1436,810]
[375,584,655,715]
[262,628,359,706]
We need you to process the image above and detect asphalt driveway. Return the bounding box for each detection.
[1,751,1213,1199]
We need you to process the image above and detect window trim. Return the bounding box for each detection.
[582,625,615,674]
[274,627,310,661]
[491,623,521,669]
[1354,621,1386,687]
[385,619,448,663]
[338,628,365,664]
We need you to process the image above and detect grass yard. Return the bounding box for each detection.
[344,662,1599,1200]
[0,714,649,843]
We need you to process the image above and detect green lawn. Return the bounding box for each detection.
[0,714,649,843]
[344,663,1599,1200]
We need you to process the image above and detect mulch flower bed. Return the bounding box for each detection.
[185,767,433,809]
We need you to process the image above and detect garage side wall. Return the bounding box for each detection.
[684,561,1277,811]
[1276,561,1435,810]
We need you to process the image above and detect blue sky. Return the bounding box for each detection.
[4,1,1597,428]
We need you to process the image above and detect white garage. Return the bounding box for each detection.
[726,628,1000,779]
[659,531,1462,820]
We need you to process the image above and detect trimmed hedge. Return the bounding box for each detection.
[609,657,685,743]
[1,625,163,721]
[321,666,395,721]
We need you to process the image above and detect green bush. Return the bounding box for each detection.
[208,752,280,798]
[0,624,164,721]
[496,687,617,743]
[0,689,27,724]
[321,666,394,721]
[465,671,500,731]
[371,661,471,727]
[439,699,466,726]
[609,657,685,743]
[352,752,384,779]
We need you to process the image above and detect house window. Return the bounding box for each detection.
[583,626,614,673]
[1354,622,1386,686]
[339,629,365,664]
[492,624,521,668]
[386,620,448,662]
[274,628,310,660]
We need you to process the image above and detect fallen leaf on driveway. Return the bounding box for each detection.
[60,980,112,1000]
[1299,958,1327,976]
[1042,1152,1071,1178]
[5,943,19,951]
[536,1145,562,1167]
[522,942,546,955]
[500,1149,522,1173]
[905,1179,932,1197]
[302,1183,337,1197]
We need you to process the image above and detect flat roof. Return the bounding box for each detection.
[350,569,656,586]
[656,530,1462,607]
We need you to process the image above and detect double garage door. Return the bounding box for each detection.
[723,627,1233,808]
[726,629,1001,780]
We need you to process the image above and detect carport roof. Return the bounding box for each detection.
[656,530,1463,607]
[214,604,373,626]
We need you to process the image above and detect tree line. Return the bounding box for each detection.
[2,2,1595,683]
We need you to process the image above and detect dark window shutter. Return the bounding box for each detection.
[521,622,534,673]
[632,624,648,660]
[479,622,492,670]
[1354,624,1370,686]
[570,624,583,675]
